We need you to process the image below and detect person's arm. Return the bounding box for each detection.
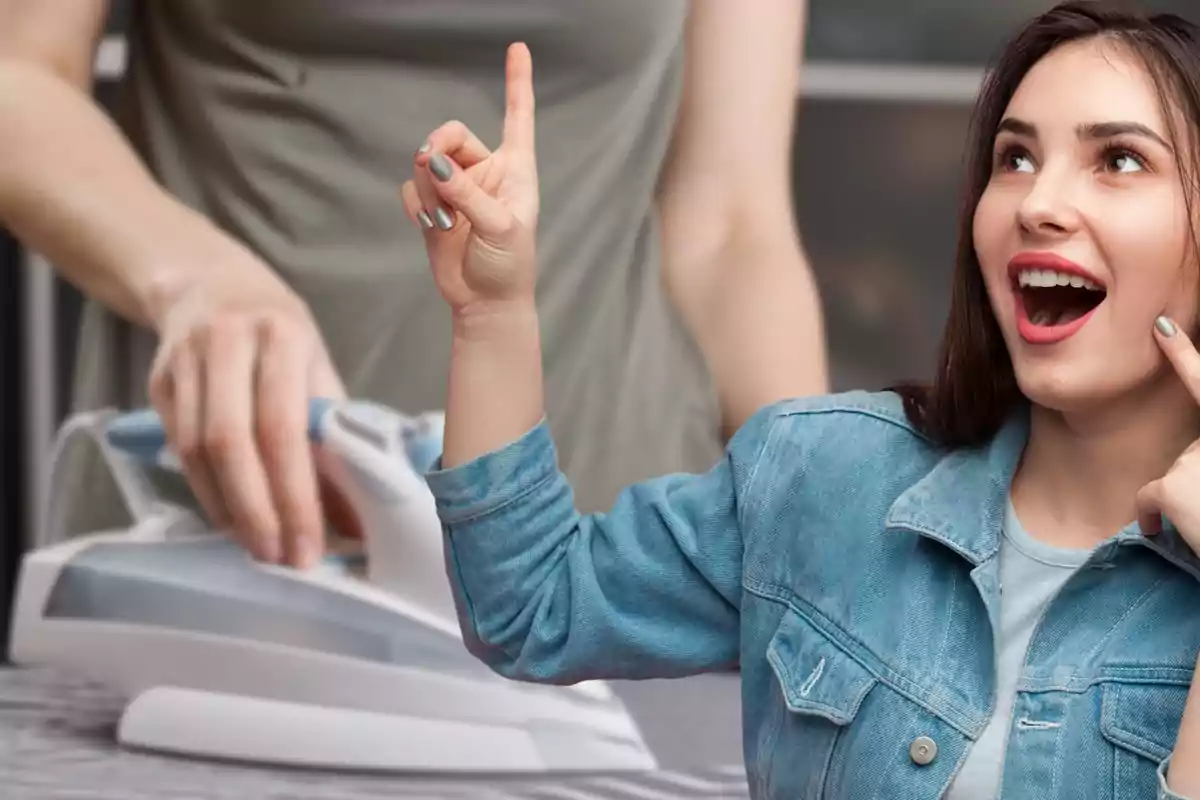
[404,45,769,680]
[0,0,266,325]
[0,0,345,568]
[425,408,772,682]
[658,0,828,439]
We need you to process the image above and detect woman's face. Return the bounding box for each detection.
[974,37,1199,414]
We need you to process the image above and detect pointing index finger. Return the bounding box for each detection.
[502,42,535,157]
[1155,315,1200,405]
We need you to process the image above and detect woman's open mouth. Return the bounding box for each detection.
[1009,258,1107,345]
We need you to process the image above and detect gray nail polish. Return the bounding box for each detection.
[1156,316,1177,336]
[433,207,455,230]
[417,209,433,230]
[418,142,431,155]
[429,152,453,182]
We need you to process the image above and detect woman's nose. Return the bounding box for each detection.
[1017,169,1083,237]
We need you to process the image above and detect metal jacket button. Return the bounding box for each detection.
[910,736,938,766]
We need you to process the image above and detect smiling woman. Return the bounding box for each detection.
[400,2,1200,799]
[897,7,1200,446]
[396,3,1200,796]
[978,31,1199,408]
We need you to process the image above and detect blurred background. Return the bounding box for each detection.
[1,0,1196,644]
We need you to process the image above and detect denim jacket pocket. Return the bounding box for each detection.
[762,608,879,797]
[1100,679,1190,798]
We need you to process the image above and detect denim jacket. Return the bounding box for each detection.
[425,391,1200,799]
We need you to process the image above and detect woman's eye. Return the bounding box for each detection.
[1104,147,1147,174]
[997,146,1035,174]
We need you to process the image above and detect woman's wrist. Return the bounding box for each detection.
[450,297,540,345]
[443,299,544,469]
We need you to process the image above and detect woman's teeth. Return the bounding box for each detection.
[1015,268,1107,328]
[1016,269,1103,291]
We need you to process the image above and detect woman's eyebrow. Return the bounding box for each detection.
[996,116,1173,153]
[1079,121,1173,153]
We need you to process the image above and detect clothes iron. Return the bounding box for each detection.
[8,399,656,774]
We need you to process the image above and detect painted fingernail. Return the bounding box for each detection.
[429,152,454,182]
[418,141,431,155]
[433,207,455,230]
[1156,316,1177,337]
[417,209,433,230]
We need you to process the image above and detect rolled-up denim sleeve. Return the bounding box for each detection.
[423,407,775,685]
[1161,757,1197,799]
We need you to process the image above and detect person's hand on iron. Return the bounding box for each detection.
[146,264,349,569]
[1137,316,1200,542]
[400,43,540,317]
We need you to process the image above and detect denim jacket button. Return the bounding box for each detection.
[909,736,938,766]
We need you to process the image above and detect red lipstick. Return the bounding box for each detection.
[1007,252,1106,345]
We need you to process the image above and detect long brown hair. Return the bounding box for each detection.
[893,0,1200,448]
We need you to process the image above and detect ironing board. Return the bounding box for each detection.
[0,666,750,800]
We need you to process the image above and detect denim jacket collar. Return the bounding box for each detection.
[884,404,1200,582]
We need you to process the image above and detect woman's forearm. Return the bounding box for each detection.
[441,304,546,469]
[0,59,267,328]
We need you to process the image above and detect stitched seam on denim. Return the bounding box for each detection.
[1097,667,1196,683]
[1130,537,1200,584]
[1114,748,1135,798]
[1104,713,1173,763]
[815,720,842,797]
[440,468,558,663]
[1109,728,1170,762]
[444,534,493,658]
[766,643,860,724]
[739,413,783,535]
[439,468,558,526]
[773,403,935,447]
[759,677,842,798]
[930,562,962,724]
[1015,576,1171,696]
[1018,672,1195,693]
[1050,703,1066,799]
[746,581,977,737]
[883,517,980,564]
[1101,683,1184,762]
[1021,666,1195,692]
[1072,576,1170,676]
[942,744,973,799]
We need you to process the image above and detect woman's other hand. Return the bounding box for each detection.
[400,43,539,320]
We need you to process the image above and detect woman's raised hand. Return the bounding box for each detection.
[402,43,539,318]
